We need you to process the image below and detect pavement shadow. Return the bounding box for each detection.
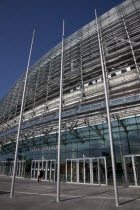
[0,191,10,195]
[60,189,113,202]
[47,187,83,194]
[120,196,140,205]
[14,193,39,198]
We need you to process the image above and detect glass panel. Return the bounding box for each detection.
[32,162,34,178]
[85,159,90,183]
[16,162,19,177]
[9,162,12,176]
[42,161,46,179]
[55,162,57,182]
[4,162,7,175]
[72,160,77,182]
[67,160,71,182]
[8,162,11,176]
[51,161,55,181]
[21,162,23,177]
[11,162,14,176]
[79,160,84,183]
[135,156,140,185]
[2,162,5,175]
[19,162,22,177]
[60,163,65,182]
[4,162,6,175]
[35,162,38,179]
[18,162,21,177]
[25,161,31,179]
[39,162,42,170]
[23,162,26,177]
[20,162,22,177]
[99,158,106,184]
[2,163,4,175]
[5,162,8,176]
[47,161,50,180]
[92,159,98,184]
[125,157,135,185]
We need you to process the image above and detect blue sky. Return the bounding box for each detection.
[0,0,124,100]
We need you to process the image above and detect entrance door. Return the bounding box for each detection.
[51,160,56,182]
[35,161,39,179]
[99,158,107,185]
[92,158,99,184]
[46,160,56,182]
[79,159,84,183]
[31,160,56,182]
[66,157,107,185]
[16,161,25,178]
[0,161,25,178]
[85,159,90,183]
[91,157,107,185]
[66,160,71,182]
[124,155,140,186]
[66,159,78,183]
[135,156,140,185]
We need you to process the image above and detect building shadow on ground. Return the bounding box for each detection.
[59,189,114,202]
[0,191,10,195]
[119,196,140,205]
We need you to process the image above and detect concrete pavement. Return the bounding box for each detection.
[0,175,140,210]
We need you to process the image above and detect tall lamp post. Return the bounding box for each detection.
[10,29,35,198]
[57,20,64,202]
[95,10,119,207]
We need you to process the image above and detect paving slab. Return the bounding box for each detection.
[0,175,140,210]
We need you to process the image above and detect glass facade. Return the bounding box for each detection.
[1,115,140,186]
[0,0,140,189]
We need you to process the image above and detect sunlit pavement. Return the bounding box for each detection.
[0,175,140,210]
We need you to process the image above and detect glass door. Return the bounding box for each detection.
[31,160,56,181]
[85,159,90,183]
[42,161,46,179]
[135,156,140,185]
[124,155,140,186]
[46,160,56,182]
[125,157,135,186]
[72,160,77,182]
[99,158,106,185]
[92,158,99,184]
[51,161,56,182]
[66,157,107,185]
[31,161,35,179]
[35,161,38,179]
[66,160,71,182]
[47,161,50,181]
[79,159,84,183]
[31,160,47,180]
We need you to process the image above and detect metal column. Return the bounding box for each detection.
[10,29,35,198]
[77,160,79,183]
[95,10,119,207]
[97,158,100,185]
[123,156,128,187]
[56,20,64,202]
[71,160,72,182]
[132,156,138,186]
[104,158,108,186]
[66,161,67,182]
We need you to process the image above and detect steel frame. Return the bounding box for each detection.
[0,0,140,152]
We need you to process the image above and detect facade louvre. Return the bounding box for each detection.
[0,0,140,186]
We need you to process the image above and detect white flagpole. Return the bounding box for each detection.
[57,20,64,202]
[95,10,119,207]
[10,29,35,198]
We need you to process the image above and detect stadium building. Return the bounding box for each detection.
[0,0,140,187]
